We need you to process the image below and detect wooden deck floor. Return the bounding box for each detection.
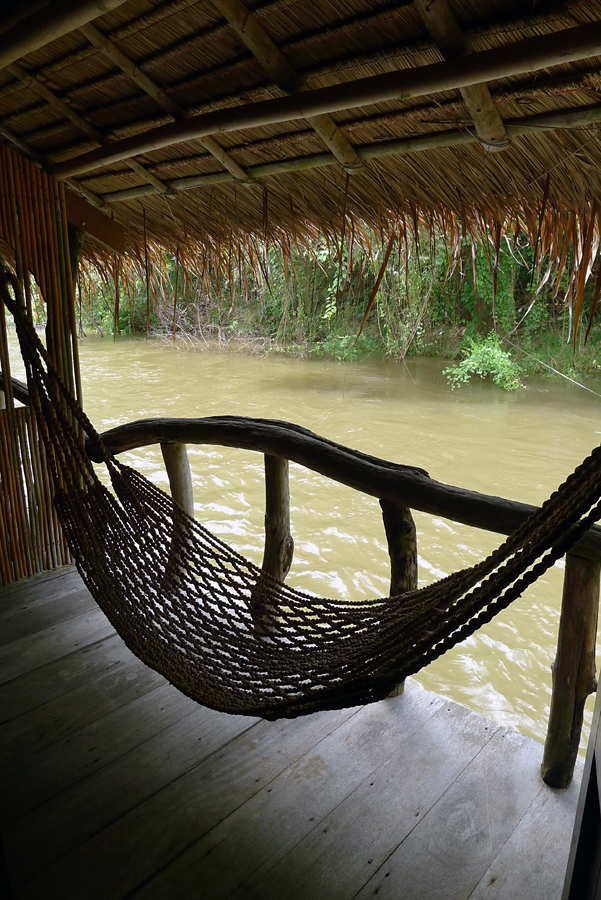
[0,566,581,900]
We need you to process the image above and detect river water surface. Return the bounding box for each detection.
[12,333,601,751]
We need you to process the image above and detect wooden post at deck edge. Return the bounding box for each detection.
[542,553,600,789]
[380,498,418,697]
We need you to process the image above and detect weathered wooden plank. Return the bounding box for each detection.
[0,633,138,723]
[356,726,546,900]
[0,587,96,646]
[470,773,581,900]
[0,682,198,826]
[222,699,499,900]
[0,608,113,686]
[14,706,361,899]
[64,188,127,256]
[0,655,165,767]
[130,683,455,900]
[5,706,256,887]
[0,567,82,612]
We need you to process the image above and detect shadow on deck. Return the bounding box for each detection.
[0,567,580,900]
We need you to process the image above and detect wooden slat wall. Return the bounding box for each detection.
[0,145,78,584]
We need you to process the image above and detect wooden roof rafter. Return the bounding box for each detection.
[210,0,364,174]
[4,59,173,196]
[1,0,601,261]
[414,0,509,152]
[78,21,255,185]
[3,1,585,162]
[90,102,601,205]
[49,20,601,180]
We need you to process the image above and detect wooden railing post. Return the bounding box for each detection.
[380,498,418,696]
[261,454,294,583]
[250,454,294,635]
[160,442,194,517]
[541,553,600,788]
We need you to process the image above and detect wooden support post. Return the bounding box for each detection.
[542,553,600,788]
[249,455,294,636]
[160,442,194,517]
[380,498,418,696]
[261,454,294,583]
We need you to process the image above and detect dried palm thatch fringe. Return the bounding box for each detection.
[4,264,601,719]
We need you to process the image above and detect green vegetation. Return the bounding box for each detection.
[77,228,601,390]
[443,334,523,391]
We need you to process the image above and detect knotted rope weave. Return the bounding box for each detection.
[4,271,601,719]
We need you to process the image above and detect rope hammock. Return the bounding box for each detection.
[4,270,601,720]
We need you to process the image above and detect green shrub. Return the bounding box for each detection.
[443,333,523,391]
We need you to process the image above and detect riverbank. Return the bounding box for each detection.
[132,321,601,395]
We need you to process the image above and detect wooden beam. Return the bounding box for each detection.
[79,22,253,184]
[97,102,601,205]
[0,373,29,406]
[0,0,129,71]
[414,0,508,151]
[211,0,363,173]
[86,415,601,562]
[7,59,172,195]
[64,188,126,255]
[50,20,601,180]
[7,61,104,143]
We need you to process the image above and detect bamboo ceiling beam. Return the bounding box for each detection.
[7,60,172,195]
[78,22,253,185]
[211,0,364,174]
[0,0,130,71]
[50,20,601,180]
[97,102,601,205]
[414,0,508,152]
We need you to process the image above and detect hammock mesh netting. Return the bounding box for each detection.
[4,272,601,720]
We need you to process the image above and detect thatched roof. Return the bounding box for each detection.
[2,0,601,262]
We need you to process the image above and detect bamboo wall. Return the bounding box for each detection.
[0,145,80,583]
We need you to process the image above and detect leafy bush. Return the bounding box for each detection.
[443,333,523,391]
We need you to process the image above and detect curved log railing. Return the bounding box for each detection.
[87,415,600,789]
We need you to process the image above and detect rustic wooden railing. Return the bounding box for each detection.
[88,416,601,789]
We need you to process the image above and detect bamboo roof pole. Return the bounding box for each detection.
[50,20,601,180]
[98,101,601,205]
[210,0,364,174]
[414,0,508,151]
[6,60,172,195]
[0,0,130,70]
[79,22,254,185]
